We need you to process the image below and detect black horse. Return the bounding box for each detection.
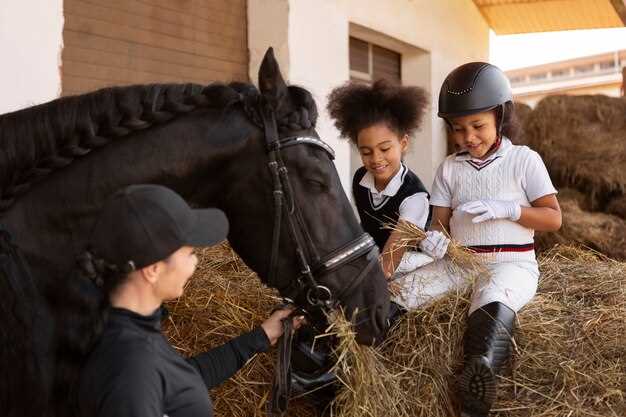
[0,49,389,416]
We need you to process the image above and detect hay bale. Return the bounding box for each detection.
[523,95,626,206]
[165,243,626,417]
[375,245,626,417]
[535,188,626,260]
[607,194,626,220]
[512,102,532,146]
[163,244,317,417]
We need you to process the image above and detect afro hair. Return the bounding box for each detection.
[327,79,428,145]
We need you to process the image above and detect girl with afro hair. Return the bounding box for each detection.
[327,80,434,298]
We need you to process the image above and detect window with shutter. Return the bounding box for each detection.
[349,37,401,84]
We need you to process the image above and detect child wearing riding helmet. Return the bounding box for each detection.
[327,80,432,284]
[415,62,561,417]
[76,184,303,417]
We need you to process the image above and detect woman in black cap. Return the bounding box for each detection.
[416,63,561,417]
[74,184,303,417]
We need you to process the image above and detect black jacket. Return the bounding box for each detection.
[78,307,270,417]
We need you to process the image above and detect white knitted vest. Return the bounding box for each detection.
[445,144,537,263]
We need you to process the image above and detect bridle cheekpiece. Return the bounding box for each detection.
[259,100,378,313]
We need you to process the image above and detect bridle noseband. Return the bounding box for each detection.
[259,101,379,313]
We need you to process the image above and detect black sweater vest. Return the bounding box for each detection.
[352,166,430,250]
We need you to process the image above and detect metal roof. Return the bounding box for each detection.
[473,0,626,34]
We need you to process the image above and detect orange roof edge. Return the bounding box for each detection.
[473,0,626,35]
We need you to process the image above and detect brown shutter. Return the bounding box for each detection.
[372,45,401,84]
[349,37,369,73]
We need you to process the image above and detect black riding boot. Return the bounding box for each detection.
[459,302,515,417]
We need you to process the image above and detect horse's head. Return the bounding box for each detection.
[223,49,390,345]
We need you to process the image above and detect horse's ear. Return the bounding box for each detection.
[258,47,288,108]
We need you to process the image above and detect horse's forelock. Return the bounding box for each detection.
[286,85,318,126]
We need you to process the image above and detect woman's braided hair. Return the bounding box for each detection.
[75,250,135,293]
[52,249,131,417]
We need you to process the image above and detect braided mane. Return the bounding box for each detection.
[0,82,252,214]
[0,80,318,215]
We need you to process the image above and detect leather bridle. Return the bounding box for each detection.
[258,99,386,416]
[259,101,379,313]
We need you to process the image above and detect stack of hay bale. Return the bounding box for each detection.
[163,244,318,417]
[519,95,626,260]
[164,243,626,417]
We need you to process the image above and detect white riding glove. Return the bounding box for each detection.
[395,251,435,273]
[458,200,521,224]
[418,230,450,260]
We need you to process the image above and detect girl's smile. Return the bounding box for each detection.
[450,110,498,159]
[357,123,408,191]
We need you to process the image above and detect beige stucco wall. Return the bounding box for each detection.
[249,0,490,193]
[0,0,64,114]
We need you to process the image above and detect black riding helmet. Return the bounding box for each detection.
[438,62,512,119]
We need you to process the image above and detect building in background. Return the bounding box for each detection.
[506,49,626,107]
[1,0,625,193]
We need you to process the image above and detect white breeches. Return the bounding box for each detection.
[391,252,539,314]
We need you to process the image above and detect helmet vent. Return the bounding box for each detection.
[447,87,473,95]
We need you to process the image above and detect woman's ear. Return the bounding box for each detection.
[140,262,162,285]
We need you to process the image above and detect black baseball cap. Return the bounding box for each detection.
[89,184,229,269]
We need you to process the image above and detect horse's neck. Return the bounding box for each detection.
[5,109,254,277]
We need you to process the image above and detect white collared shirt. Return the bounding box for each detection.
[453,136,513,170]
[431,138,557,209]
[429,137,557,262]
[358,164,430,229]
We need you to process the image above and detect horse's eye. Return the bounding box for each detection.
[306,178,327,190]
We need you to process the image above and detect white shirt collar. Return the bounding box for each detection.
[454,137,513,162]
[359,163,407,197]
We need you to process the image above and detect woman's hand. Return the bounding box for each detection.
[260,308,306,346]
